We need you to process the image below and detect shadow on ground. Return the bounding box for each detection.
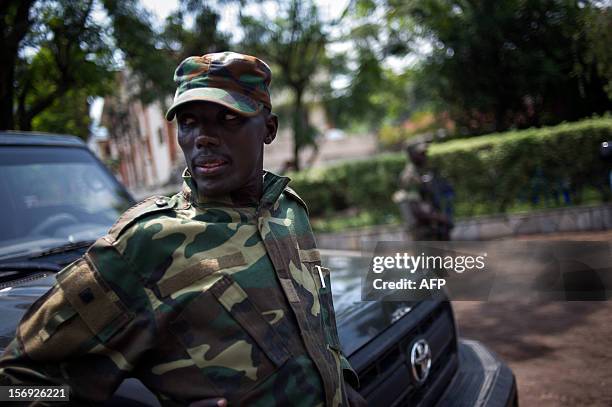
[453,300,601,361]
[453,299,612,406]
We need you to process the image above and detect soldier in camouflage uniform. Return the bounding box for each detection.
[0,52,364,406]
[393,142,453,241]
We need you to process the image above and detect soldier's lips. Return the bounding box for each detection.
[193,158,230,176]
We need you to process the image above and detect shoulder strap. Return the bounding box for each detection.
[107,195,177,241]
[283,186,309,215]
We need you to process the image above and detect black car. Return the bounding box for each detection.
[0,132,517,406]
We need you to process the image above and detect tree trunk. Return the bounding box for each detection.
[0,0,37,130]
[494,103,506,133]
[292,86,304,172]
[0,53,15,130]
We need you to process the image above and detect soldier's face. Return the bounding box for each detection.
[176,101,277,200]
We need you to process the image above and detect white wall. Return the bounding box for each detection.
[146,101,173,186]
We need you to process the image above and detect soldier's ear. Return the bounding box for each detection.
[264,112,278,145]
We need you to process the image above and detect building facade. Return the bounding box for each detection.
[98,72,182,194]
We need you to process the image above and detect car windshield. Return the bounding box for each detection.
[0,146,133,260]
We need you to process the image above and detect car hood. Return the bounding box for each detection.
[0,272,56,349]
[323,253,420,357]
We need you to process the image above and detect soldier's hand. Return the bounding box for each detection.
[188,398,227,407]
[346,383,368,407]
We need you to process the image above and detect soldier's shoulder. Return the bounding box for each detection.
[107,194,180,241]
[283,186,309,215]
[54,258,133,341]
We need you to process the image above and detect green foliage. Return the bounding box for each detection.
[290,152,406,217]
[324,61,424,131]
[239,0,329,170]
[311,210,401,233]
[161,5,229,60]
[12,0,115,131]
[323,48,385,130]
[290,116,612,229]
[428,115,612,214]
[103,0,254,111]
[581,5,612,99]
[3,0,230,134]
[31,89,96,139]
[350,0,612,135]
[103,0,177,104]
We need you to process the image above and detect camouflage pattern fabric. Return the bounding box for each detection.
[0,170,358,406]
[394,162,437,240]
[166,52,272,120]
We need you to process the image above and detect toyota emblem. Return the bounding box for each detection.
[410,339,432,384]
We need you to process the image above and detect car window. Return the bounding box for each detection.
[0,146,133,260]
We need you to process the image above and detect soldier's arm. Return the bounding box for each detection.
[320,290,364,403]
[408,201,451,224]
[317,270,360,390]
[0,243,153,403]
[284,187,362,394]
[337,341,360,390]
[394,166,421,204]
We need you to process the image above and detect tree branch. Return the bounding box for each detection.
[21,82,69,129]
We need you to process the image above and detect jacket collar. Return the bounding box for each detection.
[181,168,290,210]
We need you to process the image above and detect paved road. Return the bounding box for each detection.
[453,230,612,407]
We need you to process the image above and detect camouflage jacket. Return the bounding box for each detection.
[0,170,358,406]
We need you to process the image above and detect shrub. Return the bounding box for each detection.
[288,116,612,221]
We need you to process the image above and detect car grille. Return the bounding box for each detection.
[356,301,458,406]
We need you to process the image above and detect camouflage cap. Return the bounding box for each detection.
[165,51,272,121]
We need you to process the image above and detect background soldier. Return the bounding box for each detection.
[393,142,454,241]
[0,52,365,407]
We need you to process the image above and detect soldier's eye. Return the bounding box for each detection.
[180,117,196,127]
[224,113,239,121]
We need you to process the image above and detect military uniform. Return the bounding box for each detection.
[394,161,433,240]
[394,160,453,241]
[0,170,358,406]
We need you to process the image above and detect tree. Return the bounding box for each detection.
[351,0,612,135]
[31,88,97,139]
[104,0,231,107]
[582,3,612,99]
[239,0,329,171]
[319,1,425,134]
[0,0,141,135]
[1,0,190,136]
[162,0,230,61]
[0,0,37,129]
[13,0,114,134]
[100,0,230,145]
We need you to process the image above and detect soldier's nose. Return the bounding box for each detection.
[195,134,220,148]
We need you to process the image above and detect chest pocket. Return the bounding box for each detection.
[168,272,291,399]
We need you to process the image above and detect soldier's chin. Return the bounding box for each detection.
[195,178,234,197]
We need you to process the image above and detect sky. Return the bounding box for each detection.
[140,0,351,28]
